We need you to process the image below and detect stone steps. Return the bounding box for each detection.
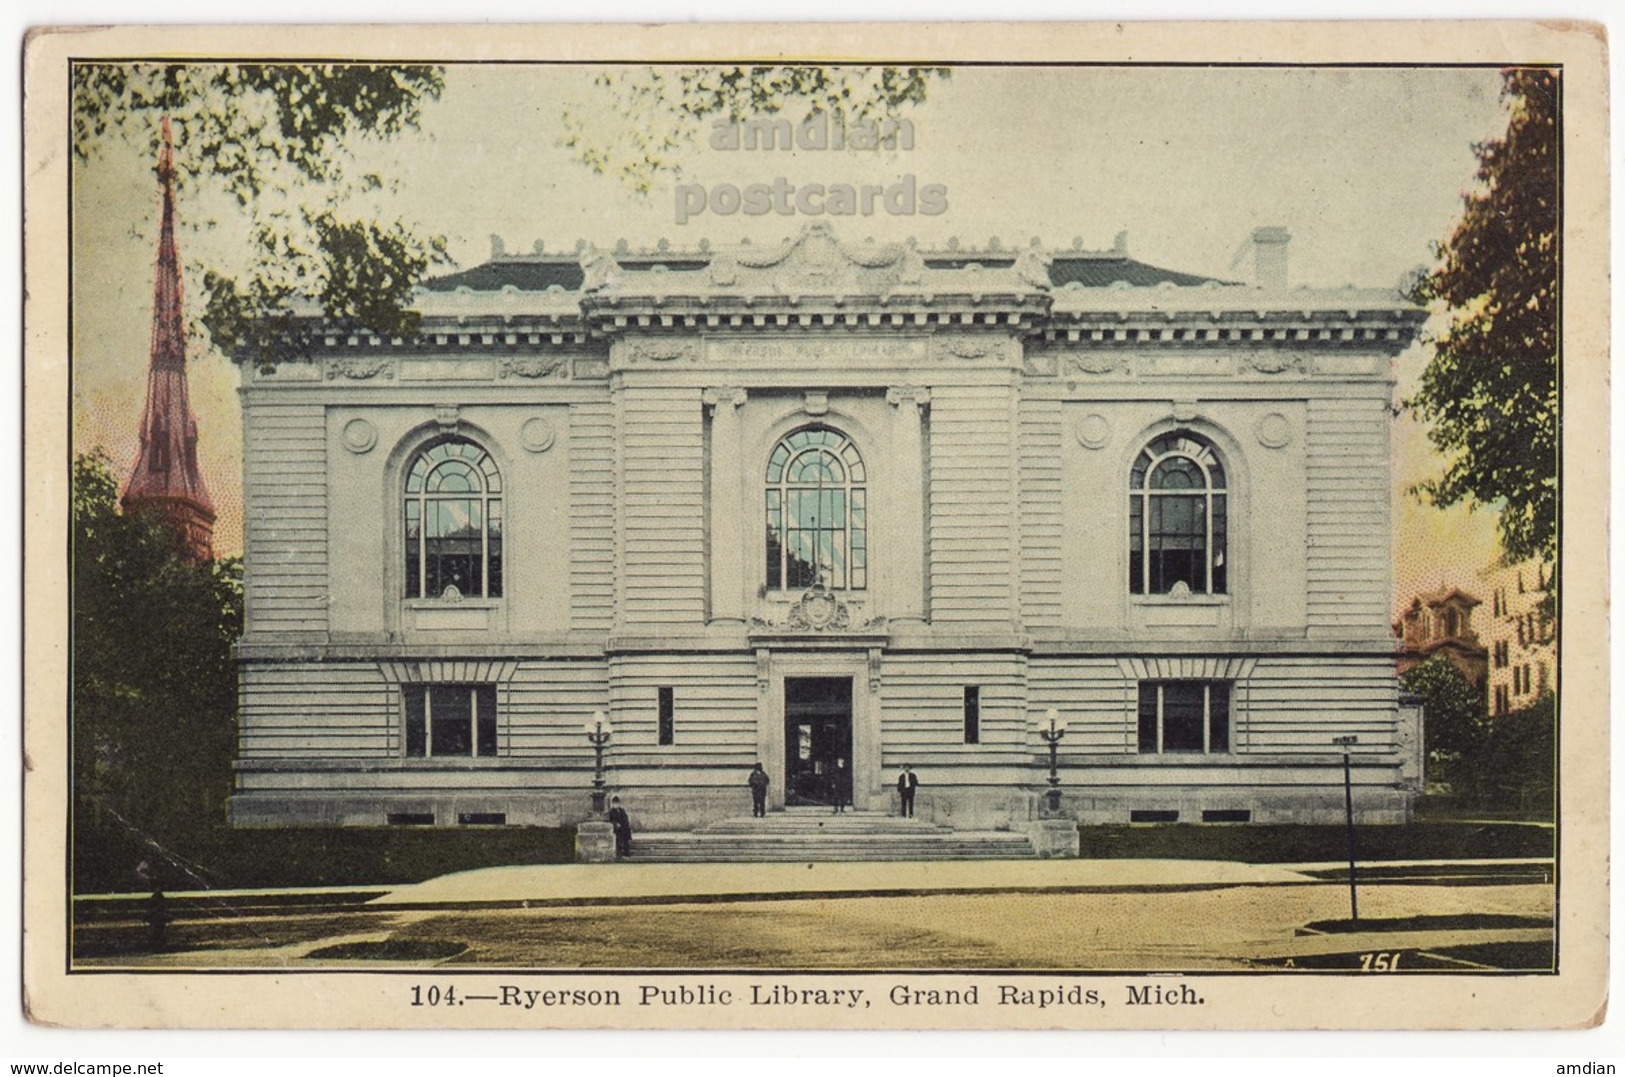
[629,811,1037,862]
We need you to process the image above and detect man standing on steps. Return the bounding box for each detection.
[748,762,770,817]
[831,758,851,813]
[898,764,919,817]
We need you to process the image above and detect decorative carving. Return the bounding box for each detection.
[628,340,698,363]
[324,358,392,380]
[709,250,739,286]
[1013,246,1054,290]
[1074,413,1112,450]
[749,585,887,635]
[702,386,748,412]
[868,648,884,693]
[790,586,849,631]
[1255,411,1293,449]
[499,357,566,379]
[439,583,464,603]
[894,241,927,284]
[802,390,829,417]
[434,404,460,430]
[579,245,622,292]
[1243,351,1304,375]
[340,418,377,454]
[1062,352,1124,376]
[1171,400,1200,423]
[935,334,994,361]
[886,385,932,410]
[520,416,557,453]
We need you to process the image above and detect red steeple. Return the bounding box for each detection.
[122,116,216,563]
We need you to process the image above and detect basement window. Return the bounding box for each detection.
[1130,810,1180,823]
[386,812,435,826]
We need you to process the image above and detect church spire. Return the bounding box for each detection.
[122,115,215,563]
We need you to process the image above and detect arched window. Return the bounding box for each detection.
[1129,431,1227,595]
[765,427,867,591]
[404,438,503,599]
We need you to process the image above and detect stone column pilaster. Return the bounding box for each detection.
[886,385,931,624]
[704,386,748,623]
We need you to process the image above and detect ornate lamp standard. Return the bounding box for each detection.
[585,711,613,816]
[1039,707,1069,816]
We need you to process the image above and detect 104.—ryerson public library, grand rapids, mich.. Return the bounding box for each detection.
[228,218,1427,853]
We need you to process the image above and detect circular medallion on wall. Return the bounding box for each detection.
[340,418,377,454]
[1255,411,1293,449]
[1074,413,1112,449]
[521,416,557,453]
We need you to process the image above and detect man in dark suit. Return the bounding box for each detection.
[607,796,632,857]
[748,762,770,817]
[897,765,918,817]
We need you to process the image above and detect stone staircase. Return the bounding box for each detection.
[630,809,1038,862]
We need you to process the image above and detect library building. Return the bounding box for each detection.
[226,221,1427,857]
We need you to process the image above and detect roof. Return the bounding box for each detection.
[420,238,1230,295]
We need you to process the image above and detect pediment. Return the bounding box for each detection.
[710,222,927,294]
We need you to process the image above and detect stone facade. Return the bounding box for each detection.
[1480,559,1557,716]
[230,224,1426,832]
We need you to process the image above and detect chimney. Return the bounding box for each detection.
[1251,226,1291,289]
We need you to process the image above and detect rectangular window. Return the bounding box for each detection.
[1137,680,1232,754]
[963,686,981,744]
[404,684,498,758]
[658,687,675,746]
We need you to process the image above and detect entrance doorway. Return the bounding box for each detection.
[783,677,853,807]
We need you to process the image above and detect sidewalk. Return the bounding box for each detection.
[371,857,1322,908]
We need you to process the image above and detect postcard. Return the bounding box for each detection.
[21,19,1608,1030]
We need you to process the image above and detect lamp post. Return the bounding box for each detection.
[1039,708,1069,816]
[1332,734,1359,926]
[586,711,613,816]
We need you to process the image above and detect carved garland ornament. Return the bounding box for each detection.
[325,358,393,380]
[628,340,699,363]
[499,357,567,379]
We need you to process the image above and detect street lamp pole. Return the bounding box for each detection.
[1039,708,1069,816]
[1332,734,1359,926]
[586,711,613,816]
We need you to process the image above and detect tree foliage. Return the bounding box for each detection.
[1408,68,1558,564]
[72,451,243,891]
[72,63,447,369]
[1455,693,1555,816]
[1400,655,1485,762]
[562,65,948,193]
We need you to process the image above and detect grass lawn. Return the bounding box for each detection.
[1075,821,1552,863]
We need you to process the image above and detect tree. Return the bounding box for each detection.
[562,65,948,194]
[72,451,244,891]
[1401,655,1486,776]
[72,63,448,370]
[1408,68,1558,565]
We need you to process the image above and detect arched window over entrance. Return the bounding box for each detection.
[404,437,503,599]
[765,426,867,591]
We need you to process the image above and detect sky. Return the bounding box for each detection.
[71,62,1515,612]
